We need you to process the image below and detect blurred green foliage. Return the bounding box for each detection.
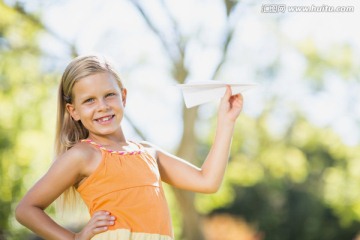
[194,20,360,239]
[0,2,57,239]
[196,104,360,239]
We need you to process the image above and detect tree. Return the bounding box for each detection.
[126,1,241,238]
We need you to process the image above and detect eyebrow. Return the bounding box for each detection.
[76,89,120,101]
[74,92,94,101]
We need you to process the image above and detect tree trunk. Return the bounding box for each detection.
[174,106,205,240]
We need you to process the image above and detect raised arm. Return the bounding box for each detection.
[156,86,243,193]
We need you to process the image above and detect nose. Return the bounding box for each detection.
[98,99,110,111]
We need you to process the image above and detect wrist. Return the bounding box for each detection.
[217,118,236,130]
[215,121,235,140]
[73,233,79,240]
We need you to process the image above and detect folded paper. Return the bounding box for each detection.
[177,80,257,108]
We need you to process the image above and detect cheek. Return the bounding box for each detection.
[109,98,124,108]
[78,107,95,119]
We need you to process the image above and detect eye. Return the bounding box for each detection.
[105,93,117,98]
[84,98,95,104]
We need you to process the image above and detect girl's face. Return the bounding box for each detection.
[66,72,126,138]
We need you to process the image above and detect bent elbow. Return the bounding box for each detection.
[15,202,26,224]
[209,186,221,194]
[201,183,221,194]
[15,204,22,223]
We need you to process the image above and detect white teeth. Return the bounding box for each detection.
[98,116,111,122]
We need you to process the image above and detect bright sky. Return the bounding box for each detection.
[17,0,360,148]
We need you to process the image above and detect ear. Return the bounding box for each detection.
[66,103,81,121]
[121,88,127,107]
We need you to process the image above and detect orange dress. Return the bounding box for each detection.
[77,139,173,240]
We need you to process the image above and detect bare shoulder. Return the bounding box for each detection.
[55,141,101,175]
[59,142,91,161]
[16,142,102,208]
[138,141,177,162]
[139,141,159,160]
[68,141,99,158]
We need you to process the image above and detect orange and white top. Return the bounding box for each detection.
[77,139,173,240]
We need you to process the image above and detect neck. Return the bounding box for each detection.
[88,128,127,145]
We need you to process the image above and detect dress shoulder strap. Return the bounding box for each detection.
[81,139,143,155]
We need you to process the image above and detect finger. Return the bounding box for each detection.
[92,211,117,221]
[230,94,243,105]
[92,225,110,235]
[90,218,116,229]
[94,219,115,228]
[92,210,110,217]
[221,85,231,102]
[231,94,243,109]
[91,220,115,236]
[221,85,232,100]
[85,219,115,238]
[88,212,115,227]
[93,214,116,221]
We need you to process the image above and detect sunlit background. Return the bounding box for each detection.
[1,0,360,239]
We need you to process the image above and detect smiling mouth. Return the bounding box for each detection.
[95,115,115,123]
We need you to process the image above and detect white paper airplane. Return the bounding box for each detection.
[177,80,257,108]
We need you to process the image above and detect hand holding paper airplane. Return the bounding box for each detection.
[177,80,257,108]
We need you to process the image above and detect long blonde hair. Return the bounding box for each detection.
[55,55,124,210]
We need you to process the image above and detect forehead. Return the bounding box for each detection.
[72,72,121,96]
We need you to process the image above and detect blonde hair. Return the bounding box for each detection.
[55,55,124,210]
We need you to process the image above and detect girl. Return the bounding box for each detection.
[15,55,243,240]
